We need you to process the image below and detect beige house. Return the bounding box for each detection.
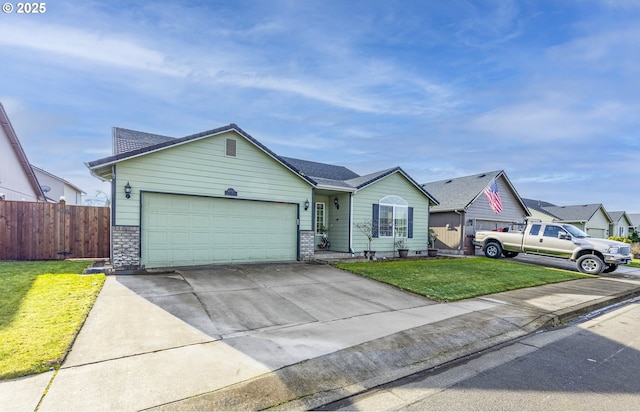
[0,102,45,202]
[31,165,85,205]
[422,170,530,254]
[522,199,559,222]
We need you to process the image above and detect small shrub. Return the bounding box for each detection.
[608,236,631,244]
[631,242,640,258]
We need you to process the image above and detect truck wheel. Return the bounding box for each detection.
[484,242,502,259]
[603,264,618,273]
[576,254,604,275]
[503,251,519,258]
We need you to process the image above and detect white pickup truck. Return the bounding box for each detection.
[474,222,632,274]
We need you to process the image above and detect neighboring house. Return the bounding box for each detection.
[86,125,438,269]
[31,165,85,205]
[625,213,640,236]
[542,204,612,238]
[0,102,45,202]
[522,198,559,222]
[422,170,530,253]
[608,211,633,238]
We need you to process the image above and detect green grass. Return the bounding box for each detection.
[629,259,640,268]
[0,261,105,380]
[337,258,592,302]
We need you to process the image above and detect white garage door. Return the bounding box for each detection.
[141,193,298,267]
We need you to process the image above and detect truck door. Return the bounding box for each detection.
[523,224,542,253]
[537,224,573,258]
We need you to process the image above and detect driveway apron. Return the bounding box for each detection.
[39,262,454,411]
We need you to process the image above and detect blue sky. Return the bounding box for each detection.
[1,0,638,212]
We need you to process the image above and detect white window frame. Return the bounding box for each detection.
[315,202,326,234]
[378,196,408,238]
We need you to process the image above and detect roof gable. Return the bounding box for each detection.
[87,124,316,186]
[608,211,627,224]
[0,102,45,201]
[348,167,438,204]
[628,213,640,227]
[423,171,502,212]
[31,165,85,194]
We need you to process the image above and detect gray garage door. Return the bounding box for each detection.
[141,193,298,267]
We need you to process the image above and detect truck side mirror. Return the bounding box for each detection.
[558,232,571,240]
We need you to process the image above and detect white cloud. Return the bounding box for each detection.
[0,21,189,77]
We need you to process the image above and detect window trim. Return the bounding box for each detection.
[378,196,409,238]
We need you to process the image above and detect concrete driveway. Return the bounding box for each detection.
[120,262,435,334]
[17,261,640,411]
[40,262,470,411]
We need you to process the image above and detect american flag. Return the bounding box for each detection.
[484,178,503,214]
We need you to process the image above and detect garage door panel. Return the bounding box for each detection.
[142,193,297,267]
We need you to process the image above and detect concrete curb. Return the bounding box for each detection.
[542,287,640,327]
[144,309,555,411]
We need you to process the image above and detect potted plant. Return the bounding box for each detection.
[355,220,377,260]
[395,239,409,258]
[428,229,438,257]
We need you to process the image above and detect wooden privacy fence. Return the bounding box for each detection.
[0,200,110,260]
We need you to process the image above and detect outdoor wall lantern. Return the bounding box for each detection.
[334,196,339,210]
[124,182,132,199]
[304,199,310,210]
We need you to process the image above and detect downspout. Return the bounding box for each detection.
[454,209,464,251]
[110,165,116,268]
[349,191,354,255]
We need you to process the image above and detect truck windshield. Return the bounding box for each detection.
[562,224,590,238]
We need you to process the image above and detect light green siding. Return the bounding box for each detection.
[585,209,611,238]
[330,192,351,252]
[528,209,555,222]
[113,130,312,229]
[352,172,431,253]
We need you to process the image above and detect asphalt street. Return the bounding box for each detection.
[507,252,639,279]
[322,299,640,411]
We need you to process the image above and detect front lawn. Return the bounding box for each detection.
[629,259,640,268]
[0,261,105,380]
[337,258,592,302]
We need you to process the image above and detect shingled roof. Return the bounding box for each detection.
[543,204,612,223]
[114,128,174,154]
[280,157,359,181]
[522,198,560,218]
[86,124,437,203]
[422,171,502,212]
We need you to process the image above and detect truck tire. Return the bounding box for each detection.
[576,254,604,275]
[603,264,618,273]
[484,242,502,259]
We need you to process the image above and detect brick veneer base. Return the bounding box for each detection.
[112,225,140,269]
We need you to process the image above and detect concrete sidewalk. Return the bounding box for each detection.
[3,264,640,411]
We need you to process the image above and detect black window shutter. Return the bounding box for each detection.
[372,204,379,238]
[408,207,414,238]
